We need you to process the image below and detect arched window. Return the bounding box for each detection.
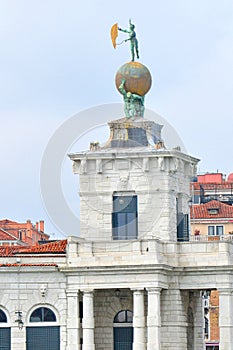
[113,310,133,350]
[27,307,59,350]
[114,310,133,323]
[30,307,56,322]
[0,309,10,350]
[0,310,7,323]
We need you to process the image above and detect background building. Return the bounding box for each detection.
[0,219,49,246]
[192,172,233,205]
[190,172,233,350]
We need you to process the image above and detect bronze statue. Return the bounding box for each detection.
[110,20,139,62]
[118,79,144,118]
[118,19,139,62]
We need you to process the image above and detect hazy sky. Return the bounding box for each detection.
[0,0,232,237]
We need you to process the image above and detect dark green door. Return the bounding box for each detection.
[114,327,133,350]
[0,328,11,350]
[26,326,60,350]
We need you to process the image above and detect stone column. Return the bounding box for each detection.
[132,289,146,350]
[160,289,188,350]
[66,290,81,350]
[219,289,233,350]
[146,287,161,350]
[192,291,205,350]
[82,290,95,350]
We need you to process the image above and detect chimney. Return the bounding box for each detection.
[26,219,31,231]
[35,222,38,230]
[39,220,44,233]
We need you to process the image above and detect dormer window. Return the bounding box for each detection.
[207,208,219,215]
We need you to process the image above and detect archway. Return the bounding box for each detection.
[26,307,60,350]
[113,310,133,350]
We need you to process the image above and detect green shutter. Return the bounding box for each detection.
[0,328,11,350]
[26,326,60,350]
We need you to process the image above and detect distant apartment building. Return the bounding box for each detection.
[0,219,49,246]
[191,172,233,205]
[190,199,233,239]
[190,172,233,350]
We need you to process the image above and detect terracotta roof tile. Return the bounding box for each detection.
[192,182,233,190]
[0,240,67,256]
[190,200,233,219]
[0,229,17,241]
[20,240,67,254]
[0,263,58,267]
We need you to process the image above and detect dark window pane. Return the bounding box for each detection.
[208,226,215,236]
[126,311,133,323]
[118,213,127,227]
[112,196,138,240]
[30,308,56,322]
[0,328,11,349]
[0,310,7,323]
[30,309,42,322]
[114,310,133,324]
[43,308,56,322]
[216,226,223,236]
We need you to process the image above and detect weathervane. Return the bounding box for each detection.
[111,19,139,62]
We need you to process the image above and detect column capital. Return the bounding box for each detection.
[131,288,145,293]
[81,289,94,295]
[218,288,233,295]
[66,289,80,297]
[146,287,162,293]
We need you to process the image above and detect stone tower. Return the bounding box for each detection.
[69,61,198,243]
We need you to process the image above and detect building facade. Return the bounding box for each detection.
[190,181,233,349]
[0,219,49,246]
[1,61,233,350]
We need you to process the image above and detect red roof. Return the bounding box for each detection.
[20,240,67,254]
[192,182,233,190]
[0,240,67,257]
[0,263,58,267]
[191,200,233,219]
[0,228,18,241]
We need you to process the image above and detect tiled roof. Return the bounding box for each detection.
[0,246,22,257]
[0,228,18,241]
[0,263,58,267]
[191,200,233,219]
[0,219,18,225]
[0,240,67,256]
[19,240,67,254]
[192,182,233,190]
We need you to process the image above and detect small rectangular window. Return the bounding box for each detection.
[208,226,215,236]
[208,226,224,236]
[216,226,223,236]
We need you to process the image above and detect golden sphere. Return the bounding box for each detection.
[115,61,152,96]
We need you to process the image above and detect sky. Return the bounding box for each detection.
[0,0,232,238]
